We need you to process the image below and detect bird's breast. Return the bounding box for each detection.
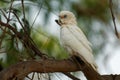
[60,27,72,43]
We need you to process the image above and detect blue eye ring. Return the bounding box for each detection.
[64,15,67,18]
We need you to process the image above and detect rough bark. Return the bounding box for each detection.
[0,59,119,80]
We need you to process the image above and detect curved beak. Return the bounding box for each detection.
[55,19,61,26]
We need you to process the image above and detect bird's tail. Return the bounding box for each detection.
[90,63,98,72]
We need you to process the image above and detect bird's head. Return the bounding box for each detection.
[55,11,77,26]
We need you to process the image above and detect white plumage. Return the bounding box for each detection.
[56,11,97,71]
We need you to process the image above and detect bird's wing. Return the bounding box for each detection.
[61,26,97,71]
[67,25,92,53]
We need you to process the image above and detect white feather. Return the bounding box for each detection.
[60,25,97,70]
[58,11,97,71]
[68,25,92,52]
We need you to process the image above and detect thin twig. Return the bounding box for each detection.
[21,0,26,27]
[31,0,43,28]
[12,11,24,29]
[0,27,12,35]
[0,9,8,20]
[31,72,35,80]
[109,0,119,38]
[1,0,15,50]
[26,76,32,80]
[7,0,14,23]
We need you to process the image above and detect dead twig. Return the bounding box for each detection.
[109,0,119,38]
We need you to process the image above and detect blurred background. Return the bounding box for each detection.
[0,0,120,80]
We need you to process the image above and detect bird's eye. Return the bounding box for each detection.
[64,15,67,18]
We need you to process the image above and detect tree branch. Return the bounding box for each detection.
[0,59,79,80]
[0,59,120,80]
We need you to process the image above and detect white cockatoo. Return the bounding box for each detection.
[55,11,97,71]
